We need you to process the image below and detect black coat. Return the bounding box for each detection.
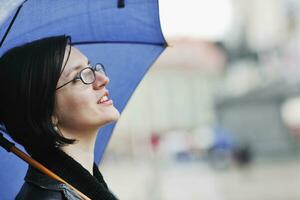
[15,148,118,200]
[16,166,83,200]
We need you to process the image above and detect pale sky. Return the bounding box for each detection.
[159,0,233,40]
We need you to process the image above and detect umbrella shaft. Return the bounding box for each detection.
[0,133,14,152]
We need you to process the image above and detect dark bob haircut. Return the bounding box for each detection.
[0,35,75,153]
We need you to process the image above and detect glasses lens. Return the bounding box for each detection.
[81,68,95,84]
[95,63,106,75]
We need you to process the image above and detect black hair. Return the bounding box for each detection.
[0,35,75,153]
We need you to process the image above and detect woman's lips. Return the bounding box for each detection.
[97,93,113,106]
[97,90,110,104]
[99,99,113,106]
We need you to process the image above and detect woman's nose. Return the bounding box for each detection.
[93,72,109,89]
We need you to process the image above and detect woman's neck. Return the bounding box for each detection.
[60,129,98,175]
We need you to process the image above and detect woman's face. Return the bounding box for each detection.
[54,47,120,133]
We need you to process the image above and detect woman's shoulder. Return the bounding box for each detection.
[15,166,81,200]
[15,181,66,200]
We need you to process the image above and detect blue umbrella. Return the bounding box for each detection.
[0,0,167,199]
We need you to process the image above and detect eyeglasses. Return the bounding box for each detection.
[56,63,106,90]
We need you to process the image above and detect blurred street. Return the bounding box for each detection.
[101,159,300,200]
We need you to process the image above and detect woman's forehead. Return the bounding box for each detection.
[61,47,88,77]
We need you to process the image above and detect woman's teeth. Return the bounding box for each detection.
[100,95,108,103]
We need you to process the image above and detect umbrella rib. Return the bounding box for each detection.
[0,0,27,48]
[73,41,167,46]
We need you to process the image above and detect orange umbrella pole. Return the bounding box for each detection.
[0,133,91,200]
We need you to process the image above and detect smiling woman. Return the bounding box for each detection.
[0,35,120,200]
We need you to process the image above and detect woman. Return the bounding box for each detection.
[0,35,120,199]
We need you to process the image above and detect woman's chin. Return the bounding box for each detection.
[100,108,120,126]
[110,106,120,120]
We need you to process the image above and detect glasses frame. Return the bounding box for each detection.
[56,63,106,90]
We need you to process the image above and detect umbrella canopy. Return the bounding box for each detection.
[0,0,167,199]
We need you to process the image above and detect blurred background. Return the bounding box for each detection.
[100,0,300,199]
[2,0,300,199]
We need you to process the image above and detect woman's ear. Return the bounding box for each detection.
[51,115,60,133]
[51,115,58,125]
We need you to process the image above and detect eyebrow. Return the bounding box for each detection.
[65,60,90,78]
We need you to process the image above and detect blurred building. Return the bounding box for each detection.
[213,0,300,160]
[105,38,226,159]
[215,80,299,160]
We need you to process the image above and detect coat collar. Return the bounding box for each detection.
[25,166,82,199]
[27,147,118,200]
